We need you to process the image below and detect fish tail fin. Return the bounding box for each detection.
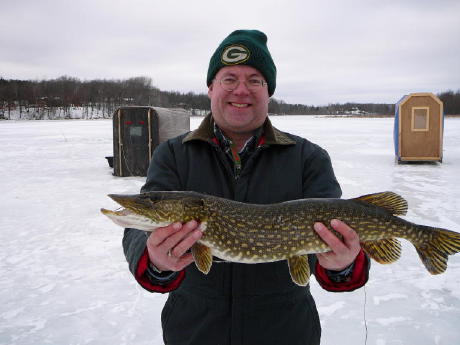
[413,226,460,274]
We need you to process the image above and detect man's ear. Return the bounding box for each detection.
[207,84,214,99]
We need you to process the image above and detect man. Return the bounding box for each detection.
[123,30,369,345]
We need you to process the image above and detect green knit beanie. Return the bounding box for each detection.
[206,30,277,96]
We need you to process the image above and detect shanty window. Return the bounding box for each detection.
[130,126,143,136]
[411,107,429,131]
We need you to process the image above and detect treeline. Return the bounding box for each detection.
[269,90,460,115]
[1,76,459,120]
[0,76,210,119]
[268,99,395,115]
[437,90,460,115]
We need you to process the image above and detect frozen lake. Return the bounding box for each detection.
[1,116,459,345]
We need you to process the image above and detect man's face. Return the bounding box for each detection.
[208,65,270,137]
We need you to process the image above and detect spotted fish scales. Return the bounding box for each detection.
[101,191,460,286]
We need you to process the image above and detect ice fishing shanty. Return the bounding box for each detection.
[394,93,444,163]
[111,106,190,177]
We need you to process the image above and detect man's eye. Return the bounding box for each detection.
[222,77,237,84]
[248,79,262,86]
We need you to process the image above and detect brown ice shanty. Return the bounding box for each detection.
[112,106,190,176]
[394,93,444,163]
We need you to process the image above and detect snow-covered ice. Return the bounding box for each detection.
[1,116,459,345]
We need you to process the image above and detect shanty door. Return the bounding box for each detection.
[113,108,157,176]
[400,96,442,160]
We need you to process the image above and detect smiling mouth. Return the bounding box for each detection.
[229,102,250,108]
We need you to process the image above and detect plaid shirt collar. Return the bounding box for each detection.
[212,121,264,179]
[212,121,263,156]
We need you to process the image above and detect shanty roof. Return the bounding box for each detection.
[397,92,443,108]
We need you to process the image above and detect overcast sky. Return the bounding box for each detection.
[1,0,459,105]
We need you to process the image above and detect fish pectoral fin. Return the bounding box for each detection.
[352,192,408,216]
[287,255,310,286]
[361,238,402,264]
[191,242,213,274]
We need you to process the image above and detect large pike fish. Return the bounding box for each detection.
[101,191,460,286]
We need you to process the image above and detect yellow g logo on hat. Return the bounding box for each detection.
[221,45,250,65]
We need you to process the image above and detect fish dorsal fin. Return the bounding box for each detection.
[352,192,408,216]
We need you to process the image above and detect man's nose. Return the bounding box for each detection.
[232,80,251,95]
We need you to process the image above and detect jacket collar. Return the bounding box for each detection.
[183,113,295,146]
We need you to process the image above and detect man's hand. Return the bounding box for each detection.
[313,219,361,271]
[146,220,203,272]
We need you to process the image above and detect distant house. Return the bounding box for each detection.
[344,107,367,115]
[394,93,444,163]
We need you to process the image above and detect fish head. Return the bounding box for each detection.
[101,191,204,231]
[100,207,167,231]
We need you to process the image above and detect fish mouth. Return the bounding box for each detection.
[108,193,131,205]
[101,206,171,231]
[107,193,148,210]
[100,207,132,217]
